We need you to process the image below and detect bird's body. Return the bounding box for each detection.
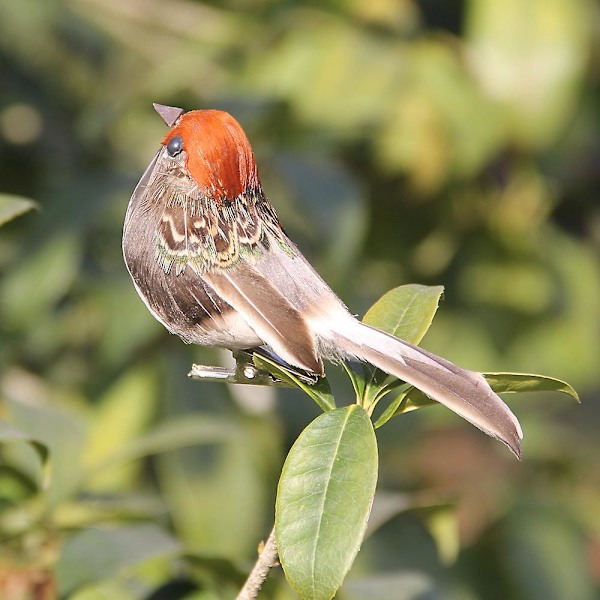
[123,104,523,458]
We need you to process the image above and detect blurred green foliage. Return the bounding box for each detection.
[0,0,599,598]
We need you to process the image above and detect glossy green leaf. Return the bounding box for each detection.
[362,284,445,344]
[276,405,378,600]
[483,373,579,401]
[0,194,37,226]
[253,353,335,412]
[390,371,579,419]
[395,389,437,414]
[373,390,408,429]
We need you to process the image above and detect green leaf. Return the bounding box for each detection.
[1,232,82,328]
[395,388,437,414]
[83,366,159,491]
[0,418,49,466]
[0,193,38,226]
[483,373,579,401]
[85,415,237,479]
[5,398,87,505]
[68,581,135,600]
[388,371,579,421]
[276,405,378,600]
[0,418,50,495]
[156,416,275,557]
[253,353,335,412]
[352,284,444,409]
[421,504,460,565]
[366,491,458,564]
[364,491,413,537]
[373,390,408,429]
[362,284,445,343]
[51,496,166,530]
[55,524,180,595]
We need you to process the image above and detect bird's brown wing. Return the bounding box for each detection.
[202,264,323,374]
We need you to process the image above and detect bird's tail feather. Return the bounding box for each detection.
[317,315,523,458]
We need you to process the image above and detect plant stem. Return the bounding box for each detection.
[236,526,279,599]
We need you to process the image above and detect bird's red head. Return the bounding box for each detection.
[161,108,260,201]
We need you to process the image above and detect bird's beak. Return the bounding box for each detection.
[153,103,184,127]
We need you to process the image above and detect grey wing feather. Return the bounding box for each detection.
[319,317,523,458]
[203,264,324,374]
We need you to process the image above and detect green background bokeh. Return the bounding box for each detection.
[1,0,599,598]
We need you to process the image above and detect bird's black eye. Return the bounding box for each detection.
[166,135,183,157]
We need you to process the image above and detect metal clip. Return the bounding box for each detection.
[188,349,318,387]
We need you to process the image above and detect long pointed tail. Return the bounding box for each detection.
[317,315,523,458]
